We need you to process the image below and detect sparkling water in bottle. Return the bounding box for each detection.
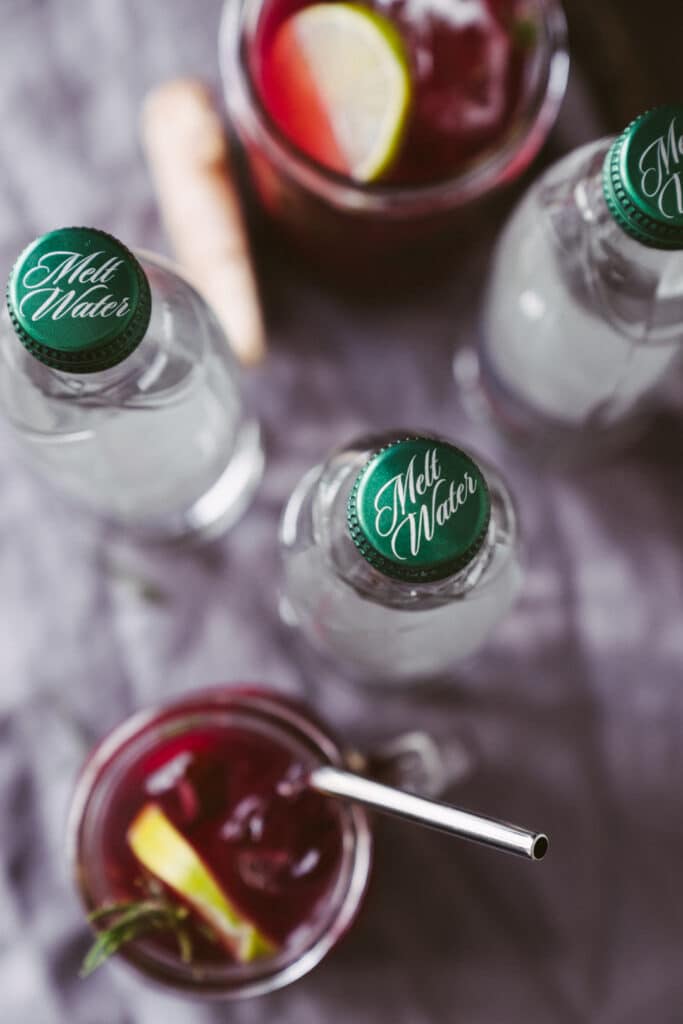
[279,433,522,684]
[1,227,263,539]
[457,105,683,451]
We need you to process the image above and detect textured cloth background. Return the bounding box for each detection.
[1,2,682,1022]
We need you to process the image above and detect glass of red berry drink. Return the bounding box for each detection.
[220,0,568,268]
[67,687,372,998]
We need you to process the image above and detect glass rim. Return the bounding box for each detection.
[219,0,569,217]
[66,687,373,1000]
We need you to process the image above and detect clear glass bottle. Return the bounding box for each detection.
[279,433,522,684]
[1,227,263,539]
[456,104,683,452]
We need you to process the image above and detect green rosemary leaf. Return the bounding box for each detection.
[88,900,154,923]
[511,16,537,49]
[80,897,194,978]
[197,920,219,944]
[176,926,193,964]
[81,932,121,978]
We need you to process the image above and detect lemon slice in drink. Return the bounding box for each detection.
[268,3,411,182]
[127,803,275,962]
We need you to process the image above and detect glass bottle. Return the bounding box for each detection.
[1,227,263,539]
[279,433,522,684]
[456,105,683,453]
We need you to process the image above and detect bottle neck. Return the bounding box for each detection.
[10,330,151,402]
[564,141,683,345]
[320,438,502,610]
[584,150,679,275]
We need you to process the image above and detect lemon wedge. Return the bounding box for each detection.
[127,803,275,963]
[269,2,411,181]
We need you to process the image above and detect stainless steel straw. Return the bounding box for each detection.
[310,765,548,861]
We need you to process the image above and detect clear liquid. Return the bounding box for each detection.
[0,253,263,539]
[279,434,522,684]
[479,140,683,433]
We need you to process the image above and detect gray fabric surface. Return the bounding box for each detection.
[1,2,682,1022]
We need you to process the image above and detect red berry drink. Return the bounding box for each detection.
[221,0,567,267]
[257,0,534,184]
[68,688,372,998]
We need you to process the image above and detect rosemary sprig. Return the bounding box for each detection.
[80,896,194,978]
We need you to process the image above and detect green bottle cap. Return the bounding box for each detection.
[603,105,683,250]
[6,227,151,372]
[347,436,491,583]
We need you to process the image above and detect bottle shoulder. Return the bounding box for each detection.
[501,138,611,248]
[493,137,683,343]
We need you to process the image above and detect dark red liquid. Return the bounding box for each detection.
[252,0,534,185]
[80,700,346,969]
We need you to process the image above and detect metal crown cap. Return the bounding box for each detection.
[603,105,683,250]
[347,436,491,584]
[6,227,151,373]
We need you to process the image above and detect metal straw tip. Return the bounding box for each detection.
[531,834,549,860]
